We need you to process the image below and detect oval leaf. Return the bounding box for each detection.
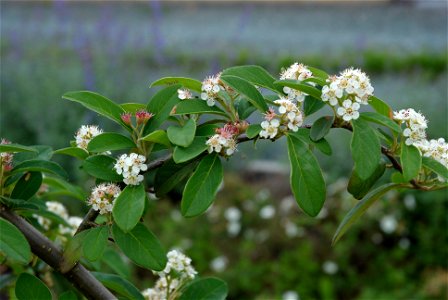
[112,223,167,271]
[11,160,68,179]
[83,226,109,262]
[348,161,386,200]
[54,147,89,160]
[246,124,262,139]
[11,172,43,200]
[112,184,146,232]
[173,137,208,164]
[332,183,404,245]
[369,96,393,118]
[275,80,322,100]
[87,133,136,153]
[140,130,171,147]
[0,144,37,153]
[62,91,127,128]
[351,118,381,180]
[360,112,402,134]
[181,154,223,217]
[179,277,228,300]
[121,103,147,113]
[144,85,181,134]
[286,135,326,217]
[0,218,31,264]
[400,143,422,181]
[310,115,334,141]
[155,159,199,197]
[150,77,202,92]
[220,75,268,112]
[422,156,448,180]
[92,272,145,300]
[15,273,52,300]
[167,119,196,147]
[173,100,228,117]
[82,155,122,182]
[303,96,326,116]
[221,65,280,92]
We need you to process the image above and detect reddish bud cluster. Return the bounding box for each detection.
[120,110,154,126]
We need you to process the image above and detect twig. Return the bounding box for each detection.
[0,205,115,300]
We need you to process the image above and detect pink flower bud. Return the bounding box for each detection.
[121,113,132,125]
[135,110,153,125]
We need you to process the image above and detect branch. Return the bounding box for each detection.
[74,208,99,235]
[0,206,115,300]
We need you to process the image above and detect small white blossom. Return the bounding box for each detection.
[75,125,103,150]
[88,183,121,214]
[282,290,300,300]
[210,256,228,273]
[59,216,83,236]
[160,250,198,280]
[114,153,147,185]
[394,108,428,147]
[259,119,280,139]
[224,207,242,222]
[177,88,192,100]
[201,73,223,106]
[36,201,69,230]
[337,99,360,121]
[321,81,343,106]
[322,260,339,275]
[380,215,398,234]
[259,205,276,219]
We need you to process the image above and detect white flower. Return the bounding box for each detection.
[224,207,242,222]
[161,250,198,279]
[36,201,69,230]
[201,73,222,107]
[379,215,397,234]
[322,260,339,275]
[210,256,228,273]
[394,108,428,147]
[287,112,304,132]
[337,99,360,121]
[59,216,83,236]
[403,128,426,146]
[283,86,306,103]
[339,68,374,104]
[274,98,298,115]
[227,221,241,237]
[259,119,280,139]
[114,153,147,185]
[259,205,276,219]
[280,62,312,81]
[206,133,237,156]
[282,290,300,300]
[177,88,192,100]
[321,82,343,106]
[88,183,121,214]
[75,125,103,150]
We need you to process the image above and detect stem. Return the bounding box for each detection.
[74,208,99,235]
[0,205,115,300]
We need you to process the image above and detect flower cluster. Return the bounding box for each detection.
[114,153,147,185]
[87,183,122,214]
[322,68,374,121]
[206,123,239,156]
[280,63,313,102]
[393,108,427,146]
[1,138,13,171]
[142,250,197,300]
[419,138,448,176]
[121,110,154,126]
[201,73,223,106]
[177,88,192,100]
[259,98,304,139]
[75,125,103,150]
[35,201,82,238]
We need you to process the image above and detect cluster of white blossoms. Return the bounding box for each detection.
[419,138,448,176]
[322,68,374,121]
[75,125,103,150]
[87,183,121,214]
[206,123,239,156]
[35,201,82,238]
[142,250,197,300]
[114,153,148,185]
[201,73,223,106]
[259,98,304,139]
[1,138,14,171]
[393,108,428,146]
[280,63,313,102]
[177,88,193,100]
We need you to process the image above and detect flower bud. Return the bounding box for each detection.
[136,110,153,125]
[121,113,132,125]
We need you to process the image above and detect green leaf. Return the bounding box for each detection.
[113,185,146,232]
[369,96,393,118]
[196,124,220,136]
[150,77,202,92]
[179,277,228,300]
[112,223,167,271]
[167,119,196,147]
[0,144,37,153]
[310,116,334,141]
[360,112,402,134]
[54,147,89,160]
[140,130,171,147]
[422,156,448,180]
[303,96,326,116]
[82,155,122,182]
[333,183,403,245]
[15,273,52,300]
[286,135,326,217]
[43,177,86,201]
[173,137,208,164]
[0,218,31,263]
[62,91,127,128]
[220,75,269,112]
[0,196,39,211]
[87,133,136,153]
[236,98,257,119]
[155,159,199,197]
[61,230,89,273]
[11,172,43,200]
[145,85,181,134]
[83,226,109,261]
[121,103,147,113]
[274,80,322,100]
[351,118,381,180]
[13,145,53,163]
[348,161,386,200]
[11,160,68,179]
[173,100,228,117]
[400,144,422,181]
[221,65,280,92]
[314,138,333,156]
[92,272,145,300]
[59,291,78,300]
[102,248,131,279]
[181,154,223,217]
[308,66,329,80]
[246,124,262,139]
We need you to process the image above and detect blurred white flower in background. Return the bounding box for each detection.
[224,206,242,222]
[259,205,275,219]
[210,256,228,273]
[322,260,339,275]
[282,290,300,300]
[380,215,398,234]
[404,194,416,210]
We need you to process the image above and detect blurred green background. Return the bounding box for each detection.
[1,1,447,299]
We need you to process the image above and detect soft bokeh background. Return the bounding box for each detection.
[1,1,447,299]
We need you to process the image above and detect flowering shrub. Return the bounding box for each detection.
[0,63,446,299]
